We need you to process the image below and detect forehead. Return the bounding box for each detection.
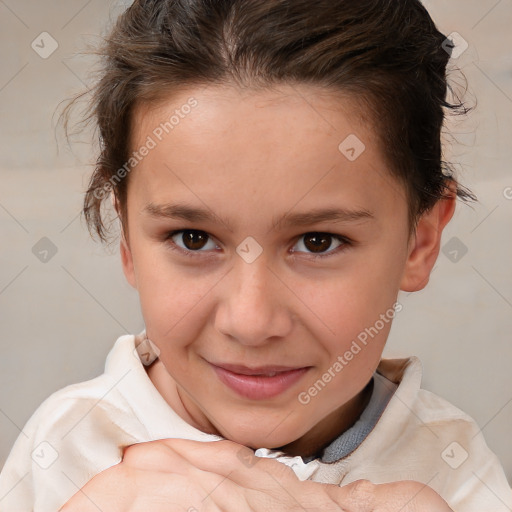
[132,83,377,148]
[127,84,408,229]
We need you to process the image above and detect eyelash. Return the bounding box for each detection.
[163,229,353,261]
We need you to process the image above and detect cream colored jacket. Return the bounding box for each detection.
[0,332,510,511]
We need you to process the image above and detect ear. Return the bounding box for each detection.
[400,183,457,292]
[113,192,137,290]
[120,229,137,289]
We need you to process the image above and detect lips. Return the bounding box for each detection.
[214,363,304,376]
[210,362,310,400]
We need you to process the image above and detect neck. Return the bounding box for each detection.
[279,378,374,458]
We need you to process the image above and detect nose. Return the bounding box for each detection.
[214,253,293,347]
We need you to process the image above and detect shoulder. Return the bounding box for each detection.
[378,356,479,426]
[22,370,141,442]
[0,333,148,511]
[348,357,512,511]
[18,333,146,443]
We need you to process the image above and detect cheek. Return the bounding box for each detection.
[133,248,215,348]
[302,255,402,396]
[309,259,402,340]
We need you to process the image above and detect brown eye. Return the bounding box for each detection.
[292,232,350,259]
[166,229,217,255]
[303,233,333,253]
[180,230,209,250]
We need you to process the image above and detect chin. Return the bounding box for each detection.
[218,424,303,451]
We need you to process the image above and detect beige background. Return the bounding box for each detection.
[1,0,511,485]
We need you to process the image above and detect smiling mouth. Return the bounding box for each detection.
[209,362,311,400]
[213,363,306,376]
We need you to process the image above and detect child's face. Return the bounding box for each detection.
[120,84,443,452]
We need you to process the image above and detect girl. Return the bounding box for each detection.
[1,0,510,510]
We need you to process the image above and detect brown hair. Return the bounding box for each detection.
[63,0,476,245]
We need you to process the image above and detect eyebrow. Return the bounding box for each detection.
[142,202,374,231]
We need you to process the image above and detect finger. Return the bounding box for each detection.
[60,464,135,512]
[121,441,266,511]
[63,463,243,512]
[373,480,453,512]
[326,479,376,512]
[329,479,453,512]
[160,439,301,489]
[160,439,348,511]
[122,439,195,473]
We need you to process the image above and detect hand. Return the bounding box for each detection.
[58,438,338,511]
[59,438,453,511]
[328,479,454,511]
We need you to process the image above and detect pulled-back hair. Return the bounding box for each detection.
[64,0,475,244]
